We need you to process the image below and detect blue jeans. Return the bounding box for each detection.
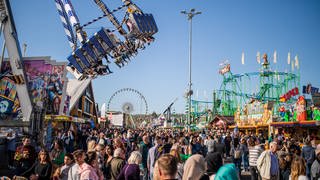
[242,153,249,170]
[233,158,242,175]
[306,163,312,179]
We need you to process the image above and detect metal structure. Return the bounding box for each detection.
[181,8,201,125]
[121,102,136,128]
[54,0,158,80]
[191,53,300,119]
[107,88,148,115]
[158,98,177,124]
[217,54,299,116]
[0,0,32,125]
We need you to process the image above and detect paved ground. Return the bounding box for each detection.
[241,171,251,180]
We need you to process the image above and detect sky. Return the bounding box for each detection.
[10,0,320,114]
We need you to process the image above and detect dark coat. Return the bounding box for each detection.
[110,157,125,180]
[117,164,140,180]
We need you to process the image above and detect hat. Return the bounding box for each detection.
[316,144,320,155]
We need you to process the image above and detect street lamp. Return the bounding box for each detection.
[181,8,201,126]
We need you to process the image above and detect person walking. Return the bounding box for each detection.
[311,145,320,180]
[147,136,163,180]
[257,141,280,180]
[157,154,178,180]
[56,153,74,180]
[240,138,249,172]
[68,149,86,180]
[289,156,308,180]
[301,139,315,179]
[205,152,223,179]
[214,163,239,180]
[117,151,142,180]
[104,145,114,180]
[214,136,226,158]
[248,138,264,180]
[110,148,125,180]
[182,154,209,180]
[78,151,103,180]
[224,132,232,157]
[140,135,151,180]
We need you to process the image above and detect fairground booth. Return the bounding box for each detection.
[229,100,271,137]
[270,86,320,142]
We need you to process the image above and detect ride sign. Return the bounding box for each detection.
[280,87,299,102]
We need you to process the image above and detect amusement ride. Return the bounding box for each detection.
[190,53,300,125]
[0,0,158,132]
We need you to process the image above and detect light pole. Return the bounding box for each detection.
[181,9,201,126]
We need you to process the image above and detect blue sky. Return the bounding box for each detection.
[11,0,320,114]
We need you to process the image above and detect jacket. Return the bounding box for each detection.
[311,159,320,180]
[257,150,279,180]
[301,145,315,164]
[78,163,99,180]
[117,164,140,180]
[68,163,80,180]
[110,157,125,180]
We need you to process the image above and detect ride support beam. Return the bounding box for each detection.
[93,0,127,35]
[0,0,32,122]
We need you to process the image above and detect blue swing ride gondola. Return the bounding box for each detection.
[54,0,158,80]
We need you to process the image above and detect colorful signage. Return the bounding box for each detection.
[0,77,20,117]
[0,58,68,117]
[280,87,299,102]
[24,59,67,115]
[303,84,319,95]
[235,101,272,126]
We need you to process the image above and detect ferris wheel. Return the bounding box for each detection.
[107,88,148,115]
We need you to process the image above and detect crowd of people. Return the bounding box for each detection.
[1,126,320,180]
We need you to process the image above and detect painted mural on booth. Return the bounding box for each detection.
[0,63,21,119]
[0,58,67,118]
[24,59,67,115]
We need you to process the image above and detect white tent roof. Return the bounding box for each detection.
[66,79,91,111]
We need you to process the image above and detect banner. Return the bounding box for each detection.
[280,87,299,102]
[302,84,319,95]
[110,113,124,126]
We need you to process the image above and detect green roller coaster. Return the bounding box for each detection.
[190,53,300,120]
